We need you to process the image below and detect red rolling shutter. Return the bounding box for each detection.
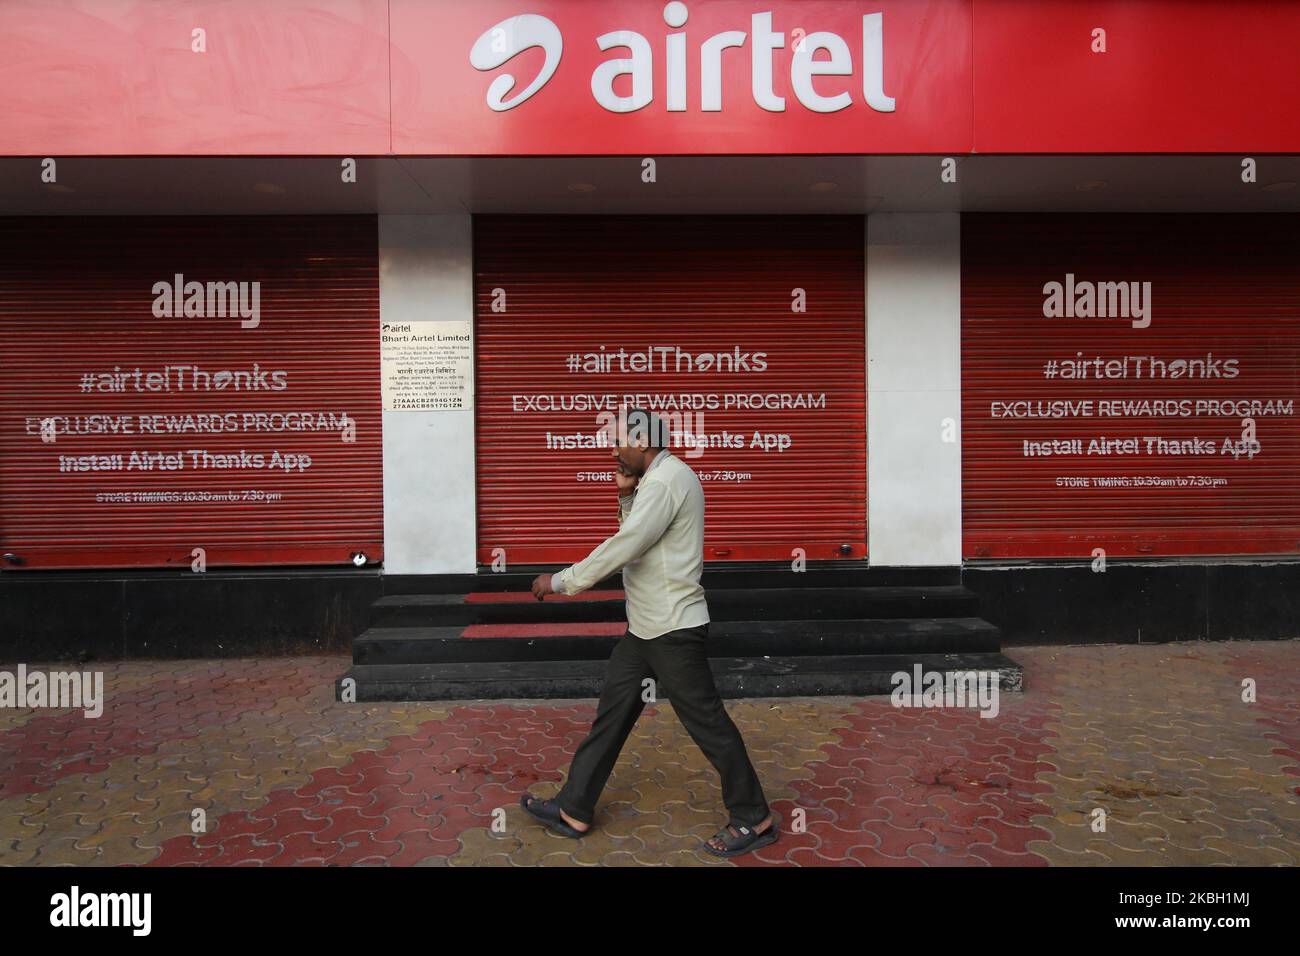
[0,215,383,570]
[962,213,1300,558]
[473,214,866,564]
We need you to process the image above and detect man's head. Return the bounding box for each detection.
[608,406,669,476]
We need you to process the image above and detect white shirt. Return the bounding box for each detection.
[550,450,710,639]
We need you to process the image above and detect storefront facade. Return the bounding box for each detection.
[1,0,1297,656]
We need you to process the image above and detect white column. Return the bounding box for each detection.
[379,215,477,573]
[866,213,962,565]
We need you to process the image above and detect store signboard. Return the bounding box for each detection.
[381,320,474,412]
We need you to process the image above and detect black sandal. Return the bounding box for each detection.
[520,794,589,838]
[702,817,779,858]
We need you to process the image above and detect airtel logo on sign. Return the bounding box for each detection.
[470,3,896,114]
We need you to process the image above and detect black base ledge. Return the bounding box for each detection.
[338,652,1025,702]
[964,557,1300,645]
[1,558,1296,662]
[0,567,384,662]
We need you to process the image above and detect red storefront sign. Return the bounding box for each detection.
[4,1,1299,156]
[392,0,971,155]
[970,0,1300,154]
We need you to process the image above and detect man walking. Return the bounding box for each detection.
[521,408,778,857]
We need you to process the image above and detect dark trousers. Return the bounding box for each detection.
[555,622,770,827]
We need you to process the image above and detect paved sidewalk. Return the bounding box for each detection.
[0,641,1296,866]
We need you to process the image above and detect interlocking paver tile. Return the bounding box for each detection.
[2,641,1296,866]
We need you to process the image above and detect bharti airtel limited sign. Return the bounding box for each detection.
[470,2,896,114]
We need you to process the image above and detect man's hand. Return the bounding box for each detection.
[531,573,554,601]
[615,462,639,496]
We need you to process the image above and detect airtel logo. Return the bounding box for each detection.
[469,3,896,114]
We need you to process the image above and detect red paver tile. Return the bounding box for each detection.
[14,641,1298,868]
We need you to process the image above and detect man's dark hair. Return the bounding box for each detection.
[621,406,670,450]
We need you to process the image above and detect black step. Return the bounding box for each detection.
[336,652,1023,702]
[352,617,1002,666]
[369,586,981,627]
[379,563,961,594]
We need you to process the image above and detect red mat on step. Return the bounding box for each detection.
[461,622,628,638]
[464,590,625,603]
